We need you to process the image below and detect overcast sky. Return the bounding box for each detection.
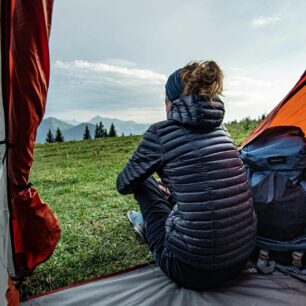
[46,0,306,123]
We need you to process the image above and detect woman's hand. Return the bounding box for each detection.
[156,178,170,198]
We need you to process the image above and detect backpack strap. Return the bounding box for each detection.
[275,262,306,283]
[256,249,276,274]
[256,235,306,251]
[267,172,275,203]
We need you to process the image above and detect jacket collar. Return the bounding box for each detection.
[168,95,225,130]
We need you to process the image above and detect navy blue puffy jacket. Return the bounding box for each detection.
[117,95,257,270]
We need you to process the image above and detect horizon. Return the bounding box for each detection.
[46,115,151,125]
[46,111,268,126]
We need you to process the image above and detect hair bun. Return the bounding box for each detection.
[180,60,223,102]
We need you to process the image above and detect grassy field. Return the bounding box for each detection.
[19,119,260,298]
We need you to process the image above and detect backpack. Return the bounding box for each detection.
[240,126,306,277]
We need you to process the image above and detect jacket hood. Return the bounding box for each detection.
[167,95,225,130]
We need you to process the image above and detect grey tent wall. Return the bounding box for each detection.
[0,0,15,304]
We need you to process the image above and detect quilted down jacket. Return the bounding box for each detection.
[117,94,257,270]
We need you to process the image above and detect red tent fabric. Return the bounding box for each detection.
[3,0,61,276]
[239,71,306,149]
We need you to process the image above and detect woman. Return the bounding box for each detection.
[116,61,257,290]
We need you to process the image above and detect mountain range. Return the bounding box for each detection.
[36,116,150,143]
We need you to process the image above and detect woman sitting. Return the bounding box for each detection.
[116,61,257,290]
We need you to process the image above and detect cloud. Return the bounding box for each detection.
[251,14,282,28]
[222,72,278,122]
[48,60,167,122]
[48,60,294,124]
[226,76,271,88]
[223,74,272,103]
[102,58,137,68]
[54,60,167,87]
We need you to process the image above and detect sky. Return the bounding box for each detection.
[46,0,306,124]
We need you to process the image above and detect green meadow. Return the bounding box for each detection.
[19,118,261,298]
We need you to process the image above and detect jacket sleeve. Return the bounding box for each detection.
[116,125,163,195]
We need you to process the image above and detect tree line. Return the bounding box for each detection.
[226,114,266,131]
[45,115,268,144]
[46,121,117,143]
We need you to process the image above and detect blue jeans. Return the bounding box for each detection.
[134,176,247,291]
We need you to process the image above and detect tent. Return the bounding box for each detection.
[0,0,305,305]
[1,1,61,305]
[239,71,305,150]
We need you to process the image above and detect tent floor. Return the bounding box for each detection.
[21,264,305,306]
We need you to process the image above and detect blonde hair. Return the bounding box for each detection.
[180,61,223,102]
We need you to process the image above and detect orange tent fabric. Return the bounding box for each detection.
[3,0,61,276]
[6,275,19,306]
[240,71,306,150]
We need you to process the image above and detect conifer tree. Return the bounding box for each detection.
[55,127,64,142]
[99,121,108,138]
[46,129,54,143]
[95,121,107,138]
[94,124,100,139]
[108,123,117,137]
[98,122,103,137]
[83,125,91,140]
[102,125,108,138]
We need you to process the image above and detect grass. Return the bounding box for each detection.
[19,120,259,298]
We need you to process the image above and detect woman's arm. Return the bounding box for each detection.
[116,125,163,195]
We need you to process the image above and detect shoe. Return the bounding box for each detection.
[127,211,147,243]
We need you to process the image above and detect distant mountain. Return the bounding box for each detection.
[62,123,96,141]
[36,117,74,143]
[60,119,82,126]
[89,116,150,136]
[36,116,151,143]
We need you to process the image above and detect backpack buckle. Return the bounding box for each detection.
[259,249,269,260]
[292,251,304,268]
[257,249,276,275]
